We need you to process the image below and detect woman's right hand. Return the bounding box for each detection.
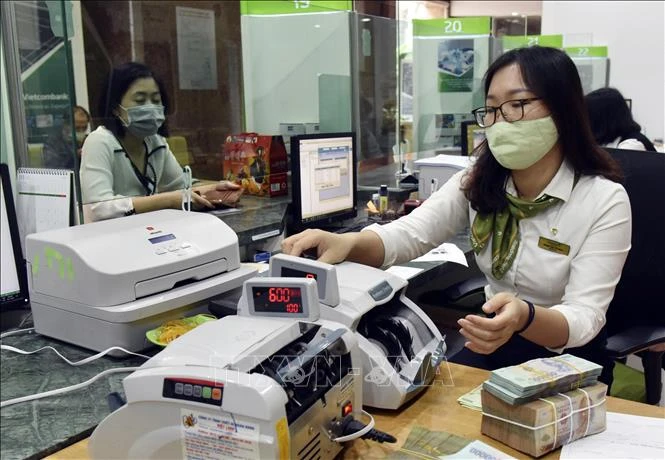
[281,229,356,264]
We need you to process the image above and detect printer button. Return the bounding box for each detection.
[181,242,192,249]
[168,245,180,252]
[155,248,167,255]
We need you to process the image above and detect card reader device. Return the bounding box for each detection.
[89,277,394,459]
[265,254,447,410]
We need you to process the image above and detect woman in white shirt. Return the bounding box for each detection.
[282,46,631,386]
[80,62,239,221]
[586,87,657,152]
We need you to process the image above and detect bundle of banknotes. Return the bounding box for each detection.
[481,382,607,457]
[482,354,603,405]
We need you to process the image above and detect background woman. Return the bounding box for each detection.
[80,62,239,221]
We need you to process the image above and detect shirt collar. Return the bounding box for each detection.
[505,159,576,202]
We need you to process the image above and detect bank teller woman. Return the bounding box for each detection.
[80,62,239,221]
[282,46,632,386]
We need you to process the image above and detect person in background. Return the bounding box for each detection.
[43,105,91,169]
[80,62,239,221]
[281,46,632,387]
[586,87,657,151]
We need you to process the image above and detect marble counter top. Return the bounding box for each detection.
[0,325,150,459]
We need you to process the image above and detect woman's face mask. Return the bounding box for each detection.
[118,104,165,138]
[485,116,559,170]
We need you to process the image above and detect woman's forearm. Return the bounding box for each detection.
[346,230,386,268]
[132,191,179,214]
[520,305,569,349]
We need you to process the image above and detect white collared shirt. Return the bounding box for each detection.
[366,160,632,351]
[80,126,184,221]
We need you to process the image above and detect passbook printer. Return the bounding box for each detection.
[266,254,447,410]
[90,277,395,459]
[25,209,256,353]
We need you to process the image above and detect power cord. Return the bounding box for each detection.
[0,329,150,408]
[0,366,140,408]
[331,410,396,443]
[0,344,151,365]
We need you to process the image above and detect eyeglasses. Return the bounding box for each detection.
[471,98,541,128]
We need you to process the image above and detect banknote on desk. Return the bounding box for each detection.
[484,354,603,404]
[481,382,607,458]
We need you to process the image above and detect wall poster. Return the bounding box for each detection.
[437,39,475,93]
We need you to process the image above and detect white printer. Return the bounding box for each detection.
[89,277,374,459]
[415,153,473,199]
[267,254,447,410]
[25,209,256,353]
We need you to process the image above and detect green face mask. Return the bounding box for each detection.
[485,116,559,170]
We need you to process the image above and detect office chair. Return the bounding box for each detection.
[166,136,191,167]
[27,143,44,167]
[603,147,665,405]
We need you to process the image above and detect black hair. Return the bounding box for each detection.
[98,62,170,138]
[73,105,91,122]
[463,46,622,214]
[586,87,655,150]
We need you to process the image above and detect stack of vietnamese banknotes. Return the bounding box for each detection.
[483,354,603,404]
[480,354,608,457]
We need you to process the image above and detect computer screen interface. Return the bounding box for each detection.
[291,133,357,229]
[0,164,29,310]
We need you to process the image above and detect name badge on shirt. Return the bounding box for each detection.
[538,236,570,256]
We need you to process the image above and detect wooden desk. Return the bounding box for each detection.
[47,363,664,459]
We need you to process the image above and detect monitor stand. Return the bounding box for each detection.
[0,308,32,332]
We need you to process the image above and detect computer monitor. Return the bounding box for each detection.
[290,132,357,230]
[460,120,486,156]
[1,163,29,311]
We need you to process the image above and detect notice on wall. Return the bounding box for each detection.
[176,7,218,90]
[437,39,475,93]
[180,409,260,459]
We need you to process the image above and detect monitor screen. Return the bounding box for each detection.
[460,121,486,156]
[1,164,29,310]
[290,132,357,230]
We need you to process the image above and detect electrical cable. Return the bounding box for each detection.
[332,410,376,442]
[0,366,140,408]
[0,344,150,365]
[0,327,35,340]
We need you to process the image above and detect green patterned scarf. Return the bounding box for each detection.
[471,193,562,279]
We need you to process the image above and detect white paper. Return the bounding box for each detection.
[385,265,424,280]
[176,7,217,90]
[412,242,468,267]
[441,439,515,459]
[560,412,665,459]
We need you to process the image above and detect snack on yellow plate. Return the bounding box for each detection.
[146,314,217,347]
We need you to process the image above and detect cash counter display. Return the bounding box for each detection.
[242,277,320,321]
[269,254,340,307]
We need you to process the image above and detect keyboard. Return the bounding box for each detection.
[333,222,370,234]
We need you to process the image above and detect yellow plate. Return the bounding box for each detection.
[146,314,217,347]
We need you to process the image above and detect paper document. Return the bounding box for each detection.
[441,440,515,459]
[560,412,665,459]
[412,243,468,267]
[386,265,424,280]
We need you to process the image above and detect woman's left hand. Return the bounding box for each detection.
[457,292,528,354]
[193,180,241,195]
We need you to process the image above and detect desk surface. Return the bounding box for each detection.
[45,362,664,460]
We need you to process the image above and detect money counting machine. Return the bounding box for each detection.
[264,254,447,410]
[25,209,256,353]
[90,277,395,459]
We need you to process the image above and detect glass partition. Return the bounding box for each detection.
[8,0,79,170]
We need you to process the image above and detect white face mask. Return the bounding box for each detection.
[485,116,559,170]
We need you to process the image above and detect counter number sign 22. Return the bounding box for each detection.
[293,0,310,8]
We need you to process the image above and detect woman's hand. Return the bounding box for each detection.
[457,292,529,354]
[281,229,357,264]
[193,180,241,195]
